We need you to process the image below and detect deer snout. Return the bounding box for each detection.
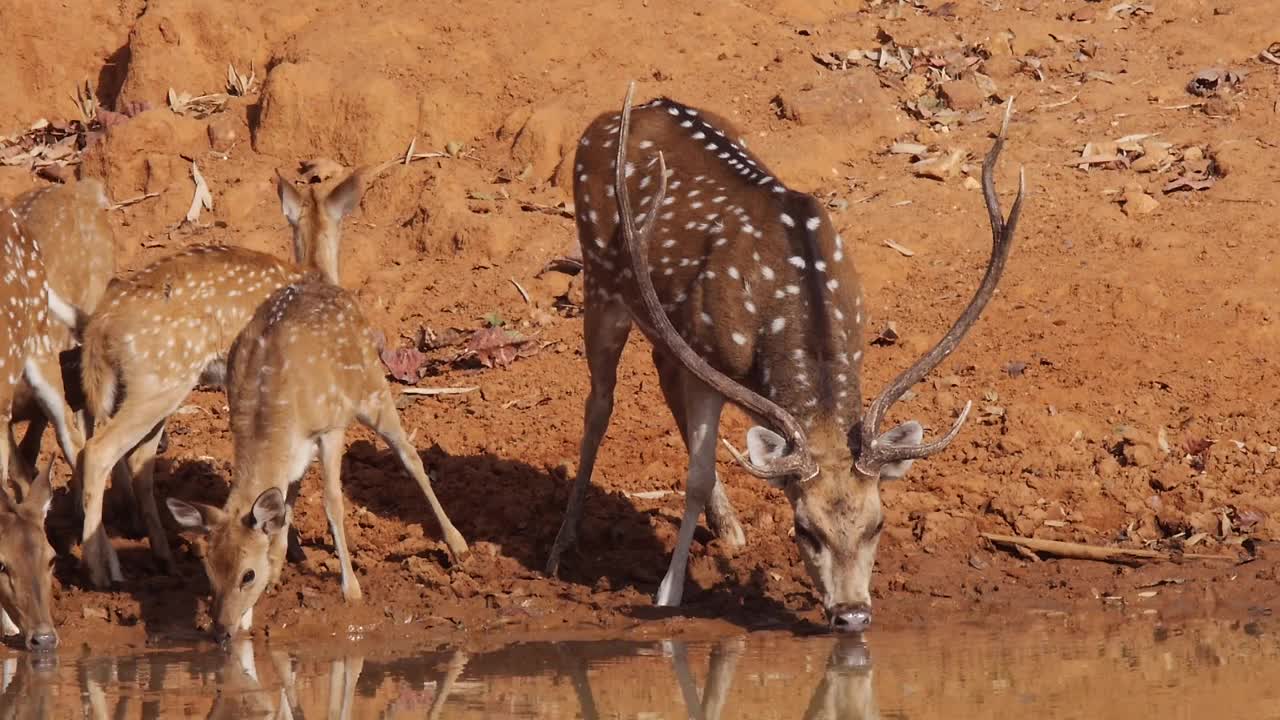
[829,603,872,634]
[211,623,234,645]
[25,629,58,652]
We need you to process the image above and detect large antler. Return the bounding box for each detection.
[614,82,818,481]
[855,99,1026,476]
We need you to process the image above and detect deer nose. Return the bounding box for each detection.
[26,631,59,651]
[829,604,872,634]
[212,625,233,645]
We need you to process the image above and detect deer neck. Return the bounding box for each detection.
[293,227,340,286]
[228,428,313,511]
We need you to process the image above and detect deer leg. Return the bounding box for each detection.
[318,428,361,602]
[125,421,175,574]
[427,649,470,720]
[3,424,31,500]
[657,378,724,607]
[701,637,745,720]
[16,413,46,475]
[79,386,187,588]
[667,641,707,720]
[546,301,632,576]
[22,356,84,472]
[363,393,468,560]
[654,351,744,549]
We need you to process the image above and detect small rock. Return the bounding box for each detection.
[1070,5,1098,22]
[82,606,109,621]
[939,79,985,112]
[962,176,981,191]
[968,552,991,570]
[1126,443,1157,468]
[1121,188,1159,216]
[1097,456,1121,478]
[1152,464,1190,491]
[903,74,930,97]
[997,436,1027,455]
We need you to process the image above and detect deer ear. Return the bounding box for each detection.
[249,488,288,536]
[276,171,304,226]
[167,498,223,534]
[746,426,790,488]
[23,460,53,521]
[323,170,365,224]
[876,421,925,481]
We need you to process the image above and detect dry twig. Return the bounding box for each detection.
[982,533,1237,565]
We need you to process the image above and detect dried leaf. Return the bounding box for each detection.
[883,239,916,256]
[1187,67,1242,97]
[380,345,429,384]
[465,327,536,369]
[185,160,213,224]
[889,142,929,157]
[1162,174,1216,193]
[871,322,899,347]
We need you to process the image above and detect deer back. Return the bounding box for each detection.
[574,98,867,436]
[0,209,54,394]
[11,179,116,319]
[226,277,384,474]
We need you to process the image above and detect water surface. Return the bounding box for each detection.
[1,617,1275,718]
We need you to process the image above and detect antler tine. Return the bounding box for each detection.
[858,101,1024,472]
[614,82,816,481]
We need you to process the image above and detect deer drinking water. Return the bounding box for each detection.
[546,84,1024,632]
[0,205,80,651]
[164,190,467,642]
[75,169,369,588]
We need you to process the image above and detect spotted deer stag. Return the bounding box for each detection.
[76,169,368,588]
[547,84,1023,633]
[165,274,468,641]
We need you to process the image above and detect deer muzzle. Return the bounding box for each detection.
[828,603,872,634]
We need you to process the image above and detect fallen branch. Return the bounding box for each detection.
[509,277,530,304]
[519,200,574,218]
[981,533,1238,565]
[109,191,160,211]
[400,386,479,397]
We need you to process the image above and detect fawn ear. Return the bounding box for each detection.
[746,426,789,488]
[276,171,304,226]
[875,421,925,481]
[167,498,223,534]
[323,170,365,224]
[248,488,288,536]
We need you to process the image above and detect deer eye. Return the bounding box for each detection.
[0,562,7,574]
[241,570,256,586]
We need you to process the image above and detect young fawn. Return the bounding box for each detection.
[76,169,367,588]
[547,84,1023,632]
[165,212,467,642]
[2,180,113,483]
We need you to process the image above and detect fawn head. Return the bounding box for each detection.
[275,168,368,286]
[611,84,1024,632]
[167,488,288,642]
[0,462,58,651]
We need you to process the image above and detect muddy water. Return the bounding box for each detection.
[1,617,1277,718]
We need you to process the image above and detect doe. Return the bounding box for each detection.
[547,84,1023,632]
[165,191,467,642]
[0,204,78,651]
